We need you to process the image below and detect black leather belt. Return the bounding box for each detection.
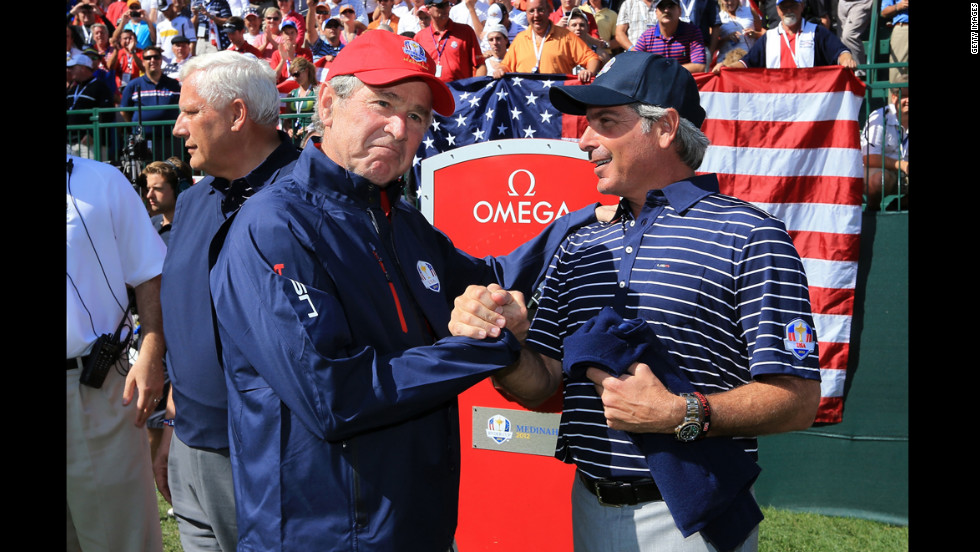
[66,356,88,370]
[578,471,663,507]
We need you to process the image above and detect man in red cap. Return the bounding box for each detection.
[208,30,604,551]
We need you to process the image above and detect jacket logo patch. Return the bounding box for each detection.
[783,318,815,360]
[417,261,440,292]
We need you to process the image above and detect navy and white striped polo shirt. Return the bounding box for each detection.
[526,174,821,481]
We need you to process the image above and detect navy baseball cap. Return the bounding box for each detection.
[549,52,706,128]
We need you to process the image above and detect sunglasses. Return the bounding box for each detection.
[143,54,162,60]
[291,72,303,78]
[266,16,282,20]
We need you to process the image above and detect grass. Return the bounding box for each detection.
[157,494,907,552]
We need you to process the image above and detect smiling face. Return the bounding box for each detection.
[579,104,664,207]
[526,0,552,34]
[318,79,433,186]
[92,25,108,47]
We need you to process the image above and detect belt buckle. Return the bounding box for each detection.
[594,481,627,508]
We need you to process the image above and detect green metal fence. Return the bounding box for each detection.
[65,98,317,181]
[858,4,909,213]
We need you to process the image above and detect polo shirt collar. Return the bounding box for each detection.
[615,173,719,219]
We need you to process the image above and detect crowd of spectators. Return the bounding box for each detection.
[68,0,907,208]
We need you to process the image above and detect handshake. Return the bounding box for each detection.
[449,283,530,342]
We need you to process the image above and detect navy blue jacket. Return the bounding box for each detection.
[209,139,598,551]
[161,135,300,449]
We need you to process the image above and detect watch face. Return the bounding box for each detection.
[677,422,701,442]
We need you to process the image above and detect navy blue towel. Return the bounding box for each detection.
[563,306,763,551]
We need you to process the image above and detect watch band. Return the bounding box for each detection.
[674,393,704,442]
[692,391,711,437]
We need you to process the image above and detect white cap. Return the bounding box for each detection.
[486,2,503,25]
[66,53,94,69]
[483,23,508,38]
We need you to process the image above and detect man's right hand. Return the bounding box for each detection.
[450,284,529,341]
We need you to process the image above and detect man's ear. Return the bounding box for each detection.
[317,83,335,131]
[229,98,248,132]
[657,108,680,150]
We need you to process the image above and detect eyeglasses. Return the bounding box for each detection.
[266,16,282,20]
[143,54,162,60]
[291,72,303,78]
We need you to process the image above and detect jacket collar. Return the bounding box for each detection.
[293,137,406,208]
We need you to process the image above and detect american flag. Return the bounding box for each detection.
[412,73,587,187]
[695,67,865,424]
[417,68,864,425]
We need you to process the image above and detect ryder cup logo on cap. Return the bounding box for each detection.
[783,318,815,360]
[417,261,440,292]
[486,414,513,444]
[403,39,428,67]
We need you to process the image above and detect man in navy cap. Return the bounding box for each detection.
[449,52,822,551]
[208,30,604,551]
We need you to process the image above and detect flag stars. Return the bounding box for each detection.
[423,137,435,150]
[496,90,508,101]
[525,92,539,105]
[511,107,522,119]
[522,126,536,138]
[540,110,553,123]
[455,113,468,127]
[496,122,509,135]
[472,128,485,141]
[484,108,495,120]
[430,119,441,132]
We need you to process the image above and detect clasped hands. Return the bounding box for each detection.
[448,284,684,433]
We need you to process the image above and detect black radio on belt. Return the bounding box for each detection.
[80,333,125,388]
[79,307,132,389]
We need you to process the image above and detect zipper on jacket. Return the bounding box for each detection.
[367,216,409,334]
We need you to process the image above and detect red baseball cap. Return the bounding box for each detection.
[327,30,455,116]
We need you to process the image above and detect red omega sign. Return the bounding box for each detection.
[421,139,617,552]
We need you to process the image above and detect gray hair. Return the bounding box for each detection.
[180,51,281,126]
[629,103,710,170]
[310,74,364,134]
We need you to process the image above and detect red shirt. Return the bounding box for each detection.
[228,41,263,58]
[413,21,484,83]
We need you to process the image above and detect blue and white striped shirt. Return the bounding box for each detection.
[527,174,821,481]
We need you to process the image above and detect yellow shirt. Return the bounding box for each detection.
[501,25,599,74]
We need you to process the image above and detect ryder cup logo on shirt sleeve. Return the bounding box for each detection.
[417,261,441,292]
[783,318,815,360]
